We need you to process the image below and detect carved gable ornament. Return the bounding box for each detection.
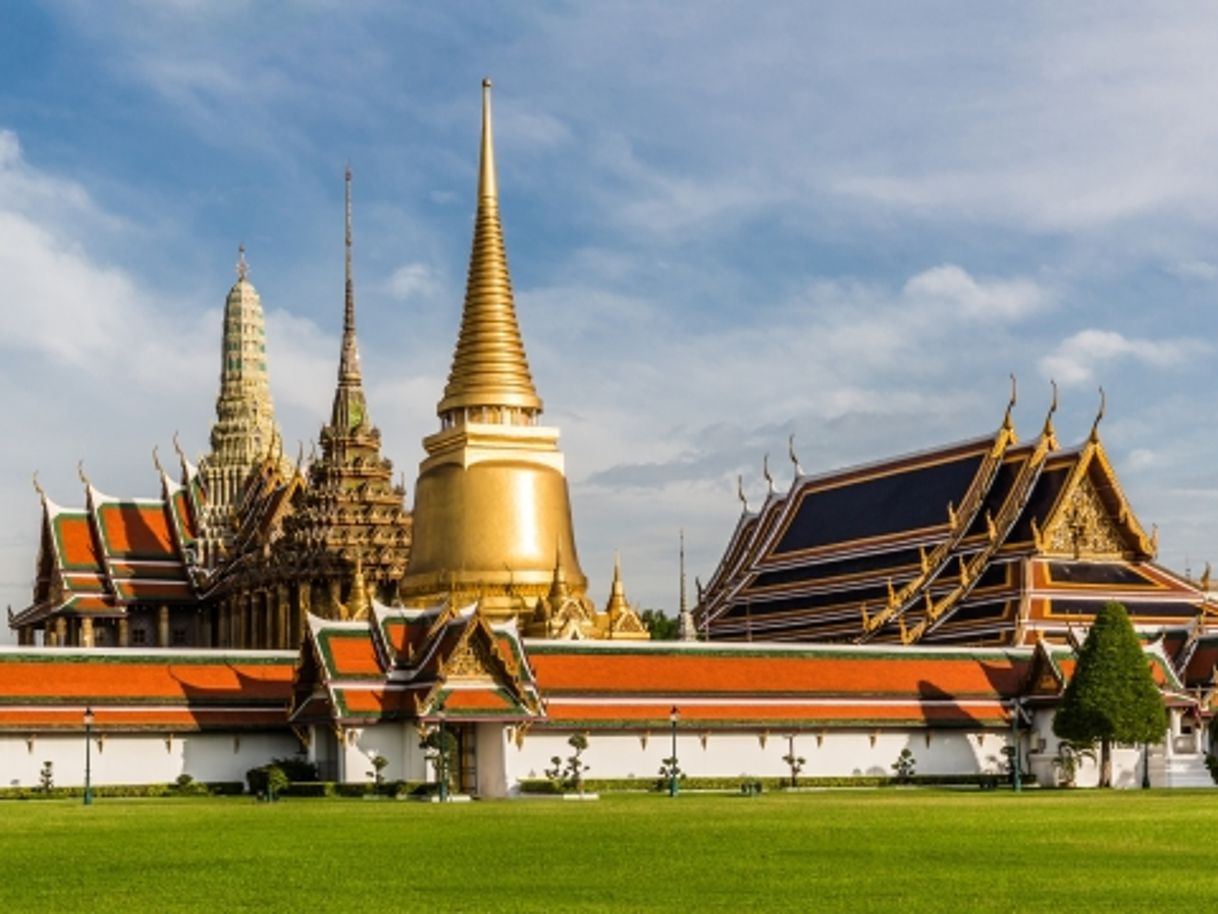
[1044,476,1126,559]
[444,630,498,680]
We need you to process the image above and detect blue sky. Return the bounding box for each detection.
[2,2,1217,637]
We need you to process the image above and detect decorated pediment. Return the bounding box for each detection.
[1035,443,1154,560]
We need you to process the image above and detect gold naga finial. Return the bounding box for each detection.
[236,243,249,282]
[1089,386,1106,443]
[1003,373,1017,430]
[172,430,186,462]
[77,460,90,489]
[1201,561,1212,592]
[762,454,775,495]
[152,445,165,475]
[788,433,803,478]
[1042,379,1059,441]
[32,471,46,500]
[736,475,749,513]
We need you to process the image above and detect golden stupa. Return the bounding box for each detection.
[401,80,645,641]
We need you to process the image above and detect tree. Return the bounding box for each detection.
[1053,602,1167,787]
[639,609,679,640]
[545,733,590,794]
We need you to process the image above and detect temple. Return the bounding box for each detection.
[695,384,1215,648]
[1,82,1214,796]
[399,80,645,640]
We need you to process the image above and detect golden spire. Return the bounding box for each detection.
[605,552,628,618]
[340,163,361,386]
[330,164,368,432]
[437,78,542,419]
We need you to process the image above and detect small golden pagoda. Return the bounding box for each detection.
[400,80,645,640]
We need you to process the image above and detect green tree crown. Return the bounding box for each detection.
[1053,602,1167,746]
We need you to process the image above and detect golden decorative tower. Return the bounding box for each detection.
[400,79,587,623]
[196,247,288,566]
[274,167,413,613]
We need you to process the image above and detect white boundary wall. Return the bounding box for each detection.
[0,730,298,788]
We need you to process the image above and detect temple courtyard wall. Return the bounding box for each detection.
[0,731,297,789]
[1,715,1207,793]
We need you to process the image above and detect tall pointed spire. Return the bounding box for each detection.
[340,163,361,386]
[437,78,542,421]
[331,165,367,432]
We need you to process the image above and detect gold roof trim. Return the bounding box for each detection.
[437,79,542,417]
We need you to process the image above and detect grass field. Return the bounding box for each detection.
[2,789,1215,912]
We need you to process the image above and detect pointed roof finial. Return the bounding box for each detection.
[763,454,775,495]
[1003,373,1017,430]
[1042,379,1058,441]
[77,460,91,490]
[236,244,248,282]
[788,433,803,479]
[32,471,45,501]
[737,475,749,514]
[437,78,541,418]
[679,529,687,614]
[479,78,497,201]
[1089,386,1106,443]
[152,445,165,476]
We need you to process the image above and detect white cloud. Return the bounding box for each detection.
[1039,329,1207,386]
[386,263,441,303]
[902,265,1049,321]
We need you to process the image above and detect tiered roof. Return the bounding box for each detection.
[290,602,540,727]
[697,393,1212,647]
[0,647,295,731]
[10,464,203,632]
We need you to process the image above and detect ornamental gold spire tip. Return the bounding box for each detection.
[437,78,542,417]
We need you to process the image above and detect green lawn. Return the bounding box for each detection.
[2,789,1214,912]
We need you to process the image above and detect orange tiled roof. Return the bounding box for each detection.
[526,643,1028,700]
[97,503,176,558]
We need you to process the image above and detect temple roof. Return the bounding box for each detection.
[0,646,295,731]
[696,395,1202,647]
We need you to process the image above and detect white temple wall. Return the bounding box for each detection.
[1024,709,1156,788]
[340,724,428,784]
[505,728,1021,789]
[0,730,297,789]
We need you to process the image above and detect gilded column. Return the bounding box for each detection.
[276,584,290,649]
[118,617,130,648]
[157,606,170,647]
[54,617,67,647]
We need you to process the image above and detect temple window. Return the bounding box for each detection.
[132,628,147,645]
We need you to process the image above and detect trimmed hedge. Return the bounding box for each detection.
[0,781,244,800]
[518,773,1035,794]
[279,780,427,799]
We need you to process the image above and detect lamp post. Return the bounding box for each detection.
[1010,699,1021,793]
[83,706,94,807]
[669,706,680,798]
[436,705,448,803]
